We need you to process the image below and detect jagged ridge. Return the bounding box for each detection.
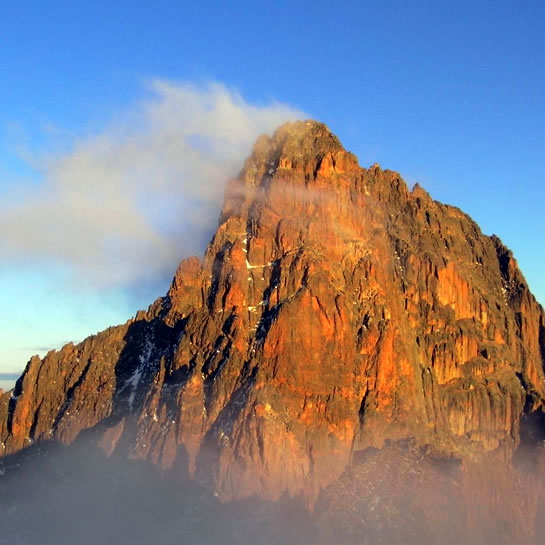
[1,121,545,538]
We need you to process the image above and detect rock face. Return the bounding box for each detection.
[1,121,545,541]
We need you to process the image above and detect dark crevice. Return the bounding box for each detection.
[52,358,94,431]
[6,372,27,434]
[29,400,44,440]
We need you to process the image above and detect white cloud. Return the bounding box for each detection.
[0,80,304,288]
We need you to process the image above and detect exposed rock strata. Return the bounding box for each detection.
[1,122,544,523]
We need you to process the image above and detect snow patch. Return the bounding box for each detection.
[126,367,143,409]
[126,338,154,409]
[246,259,273,269]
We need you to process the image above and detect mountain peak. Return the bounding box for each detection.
[2,122,545,543]
[270,119,341,150]
[259,120,340,153]
[243,120,359,182]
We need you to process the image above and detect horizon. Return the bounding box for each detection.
[1,1,544,389]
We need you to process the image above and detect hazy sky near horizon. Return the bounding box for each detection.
[1,1,544,386]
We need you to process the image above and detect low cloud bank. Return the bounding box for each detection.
[0,80,304,289]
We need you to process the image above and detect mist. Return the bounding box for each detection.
[0,81,304,377]
[0,436,317,545]
[1,434,543,545]
[0,80,304,290]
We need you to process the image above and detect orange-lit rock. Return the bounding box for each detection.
[1,121,544,522]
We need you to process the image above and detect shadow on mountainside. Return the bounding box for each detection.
[0,314,319,545]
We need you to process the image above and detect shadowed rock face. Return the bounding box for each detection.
[1,121,545,540]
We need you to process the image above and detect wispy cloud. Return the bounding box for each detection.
[0,80,304,289]
[0,373,19,381]
[24,344,66,353]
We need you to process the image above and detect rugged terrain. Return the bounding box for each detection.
[1,121,544,544]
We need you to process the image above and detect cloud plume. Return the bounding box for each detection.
[0,80,304,289]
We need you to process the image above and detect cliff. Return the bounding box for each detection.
[1,121,544,543]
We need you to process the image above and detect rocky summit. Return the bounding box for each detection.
[1,121,545,545]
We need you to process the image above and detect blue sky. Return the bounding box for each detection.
[1,1,544,388]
